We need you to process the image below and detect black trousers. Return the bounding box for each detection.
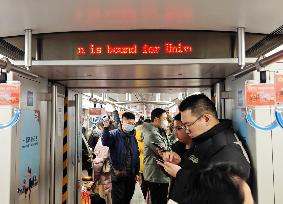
[148,182,169,204]
[111,175,136,204]
[140,173,149,199]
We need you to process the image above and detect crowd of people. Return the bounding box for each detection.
[82,93,254,204]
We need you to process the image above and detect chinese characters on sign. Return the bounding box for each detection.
[245,74,283,107]
[0,83,20,106]
[275,74,283,103]
[22,136,38,149]
[245,83,275,106]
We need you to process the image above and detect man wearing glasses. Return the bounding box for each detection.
[165,113,193,200]
[158,94,251,204]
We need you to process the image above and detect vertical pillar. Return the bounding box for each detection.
[215,83,224,119]
[50,85,57,204]
[24,29,32,69]
[128,93,131,102]
[237,27,246,69]
[62,89,68,204]
[156,93,160,101]
[74,94,80,204]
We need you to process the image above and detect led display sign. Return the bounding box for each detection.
[5,30,248,60]
[3,31,267,60]
[76,43,193,56]
[59,30,233,60]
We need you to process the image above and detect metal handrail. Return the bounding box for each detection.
[0,58,38,78]
[234,49,283,79]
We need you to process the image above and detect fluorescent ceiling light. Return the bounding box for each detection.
[0,54,13,61]
[265,44,283,57]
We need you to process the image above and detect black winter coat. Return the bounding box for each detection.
[171,120,251,204]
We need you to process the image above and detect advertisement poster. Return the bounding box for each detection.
[245,83,275,106]
[0,83,20,106]
[27,91,34,106]
[275,73,283,103]
[18,110,40,204]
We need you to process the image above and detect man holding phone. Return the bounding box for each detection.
[142,108,172,204]
[157,94,251,204]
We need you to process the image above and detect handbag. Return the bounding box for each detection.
[130,183,146,204]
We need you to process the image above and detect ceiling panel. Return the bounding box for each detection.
[27,64,236,80]
[13,58,256,89]
[1,0,283,37]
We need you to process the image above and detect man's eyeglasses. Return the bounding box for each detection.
[182,115,203,130]
[173,126,185,133]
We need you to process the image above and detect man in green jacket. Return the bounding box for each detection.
[142,108,172,204]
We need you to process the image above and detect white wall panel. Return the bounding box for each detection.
[225,70,276,204]
[0,107,14,204]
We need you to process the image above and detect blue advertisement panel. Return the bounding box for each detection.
[18,110,40,204]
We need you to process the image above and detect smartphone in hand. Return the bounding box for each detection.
[156,158,165,164]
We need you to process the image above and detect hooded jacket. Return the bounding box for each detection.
[171,120,251,203]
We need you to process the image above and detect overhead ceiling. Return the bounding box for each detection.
[1,0,283,37]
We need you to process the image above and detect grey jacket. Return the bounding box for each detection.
[142,122,172,183]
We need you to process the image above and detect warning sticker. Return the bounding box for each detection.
[0,83,20,106]
[275,74,283,104]
[245,83,275,106]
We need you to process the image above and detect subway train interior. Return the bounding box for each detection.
[0,0,283,204]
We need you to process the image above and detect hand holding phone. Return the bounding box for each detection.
[156,158,165,164]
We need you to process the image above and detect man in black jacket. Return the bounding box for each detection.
[158,94,251,204]
[167,113,193,199]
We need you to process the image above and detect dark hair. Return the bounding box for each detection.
[151,108,166,122]
[137,120,144,125]
[173,113,181,121]
[185,163,246,204]
[144,118,151,123]
[122,112,135,120]
[179,94,218,118]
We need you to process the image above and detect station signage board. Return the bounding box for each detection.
[4,30,267,60]
[76,42,193,56]
[89,108,102,115]
[23,30,234,60]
